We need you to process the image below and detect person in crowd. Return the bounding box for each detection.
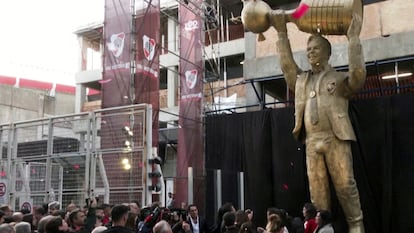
[124,213,135,232]
[186,204,210,233]
[314,210,334,233]
[101,205,132,233]
[238,222,255,233]
[37,216,55,233]
[266,214,284,233]
[211,203,235,233]
[153,220,172,233]
[302,203,317,233]
[222,212,237,233]
[243,210,253,223]
[44,216,68,233]
[0,205,13,223]
[91,226,107,233]
[125,203,139,232]
[0,224,15,233]
[66,205,77,215]
[0,211,5,225]
[69,209,86,232]
[166,193,175,210]
[234,211,249,230]
[48,202,61,216]
[69,198,97,233]
[258,208,290,233]
[33,207,48,230]
[101,205,112,226]
[14,222,31,233]
[0,206,12,219]
[289,217,303,233]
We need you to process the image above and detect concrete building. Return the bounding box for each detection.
[0,76,77,124]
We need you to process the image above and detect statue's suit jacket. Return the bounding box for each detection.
[276,35,366,144]
[291,67,357,143]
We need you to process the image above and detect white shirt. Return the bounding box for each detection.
[190,216,200,233]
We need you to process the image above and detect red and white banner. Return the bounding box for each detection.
[102,0,132,108]
[135,0,160,147]
[177,0,204,204]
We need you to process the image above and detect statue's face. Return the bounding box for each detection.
[307,39,329,66]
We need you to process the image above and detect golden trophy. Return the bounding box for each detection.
[241,0,363,36]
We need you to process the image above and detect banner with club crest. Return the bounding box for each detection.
[135,0,160,147]
[177,0,205,204]
[102,0,132,108]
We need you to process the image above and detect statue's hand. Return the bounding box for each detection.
[347,13,363,40]
[270,9,287,33]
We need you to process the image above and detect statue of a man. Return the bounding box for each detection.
[271,11,366,233]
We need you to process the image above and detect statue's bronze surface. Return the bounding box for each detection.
[242,1,366,233]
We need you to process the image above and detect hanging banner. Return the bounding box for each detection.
[102,0,132,108]
[177,0,205,205]
[135,0,160,148]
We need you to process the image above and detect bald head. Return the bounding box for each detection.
[12,212,23,223]
[153,220,172,233]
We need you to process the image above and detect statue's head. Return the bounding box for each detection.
[307,34,331,66]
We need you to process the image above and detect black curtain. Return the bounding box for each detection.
[205,94,414,233]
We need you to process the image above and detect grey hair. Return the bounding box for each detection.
[14,222,31,233]
[0,224,14,233]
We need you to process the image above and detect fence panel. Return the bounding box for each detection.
[0,104,150,210]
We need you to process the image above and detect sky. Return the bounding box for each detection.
[0,0,104,86]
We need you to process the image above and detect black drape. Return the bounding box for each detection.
[205,94,414,233]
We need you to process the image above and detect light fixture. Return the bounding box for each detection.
[123,163,131,170]
[122,158,129,165]
[124,126,133,136]
[381,72,412,80]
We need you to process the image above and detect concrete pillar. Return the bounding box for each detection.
[167,66,178,107]
[168,17,177,52]
[244,32,263,110]
[75,84,87,113]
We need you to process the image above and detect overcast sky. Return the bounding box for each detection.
[0,0,104,86]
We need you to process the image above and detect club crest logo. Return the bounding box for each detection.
[143,35,156,61]
[185,70,198,89]
[107,32,125,58]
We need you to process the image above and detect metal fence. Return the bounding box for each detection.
[0,104,152,211]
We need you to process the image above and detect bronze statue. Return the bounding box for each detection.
[242,1,366,233]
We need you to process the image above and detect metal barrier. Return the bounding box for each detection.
[0,104,152,211]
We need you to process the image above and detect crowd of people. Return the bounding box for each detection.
[0,199,336,233]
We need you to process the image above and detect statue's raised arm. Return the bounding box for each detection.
[347,14,366,93]
[270,10,302,92]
